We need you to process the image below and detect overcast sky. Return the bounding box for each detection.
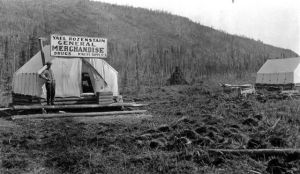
[95,0,300,55]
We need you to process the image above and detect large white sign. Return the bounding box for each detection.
[50,34,107,58]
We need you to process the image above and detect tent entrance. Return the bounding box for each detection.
[81,72,94,94]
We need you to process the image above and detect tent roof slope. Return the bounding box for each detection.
[16,45,54,74]
[257,57,300,74]
[16,45,118,74]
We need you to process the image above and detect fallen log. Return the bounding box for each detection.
[109,102,148,107]
[13,102,145,111]
[42,100,96,105]
[75,114,153,123]
[41,97,96,102]
[220,83,252,89]
[0,108,12,117]
[0,108,11,111]
[11,110,147,120]
[13,104,116,110]
[208,148,300,159]
[280,90,299,95]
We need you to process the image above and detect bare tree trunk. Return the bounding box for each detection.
[135,42,141,92]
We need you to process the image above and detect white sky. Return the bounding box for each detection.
[94,0,300,55]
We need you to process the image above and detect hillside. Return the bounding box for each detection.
[0,0,298,90]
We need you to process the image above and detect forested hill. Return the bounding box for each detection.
[0,0,298,88]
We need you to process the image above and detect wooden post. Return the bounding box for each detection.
[38,37,46,66]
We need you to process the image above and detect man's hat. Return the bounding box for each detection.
[46,61,52,66]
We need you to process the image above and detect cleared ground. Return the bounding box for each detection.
[1,82,300,174]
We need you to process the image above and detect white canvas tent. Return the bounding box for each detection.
[13,45,119,99]
[256,57,300,85]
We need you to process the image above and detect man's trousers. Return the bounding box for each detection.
[46,82,55,105]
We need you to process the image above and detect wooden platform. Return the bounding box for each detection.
[1,102,148,118]
[11,92,116,105]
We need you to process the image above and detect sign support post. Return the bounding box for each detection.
[38,37,47,66]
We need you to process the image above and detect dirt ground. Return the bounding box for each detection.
[0,118,20,134]
[1,82,300,173]
[74,114,153,124]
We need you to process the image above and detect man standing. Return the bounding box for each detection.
[40,61,55,105]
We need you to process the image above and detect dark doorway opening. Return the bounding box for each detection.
[82,73,94,93]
